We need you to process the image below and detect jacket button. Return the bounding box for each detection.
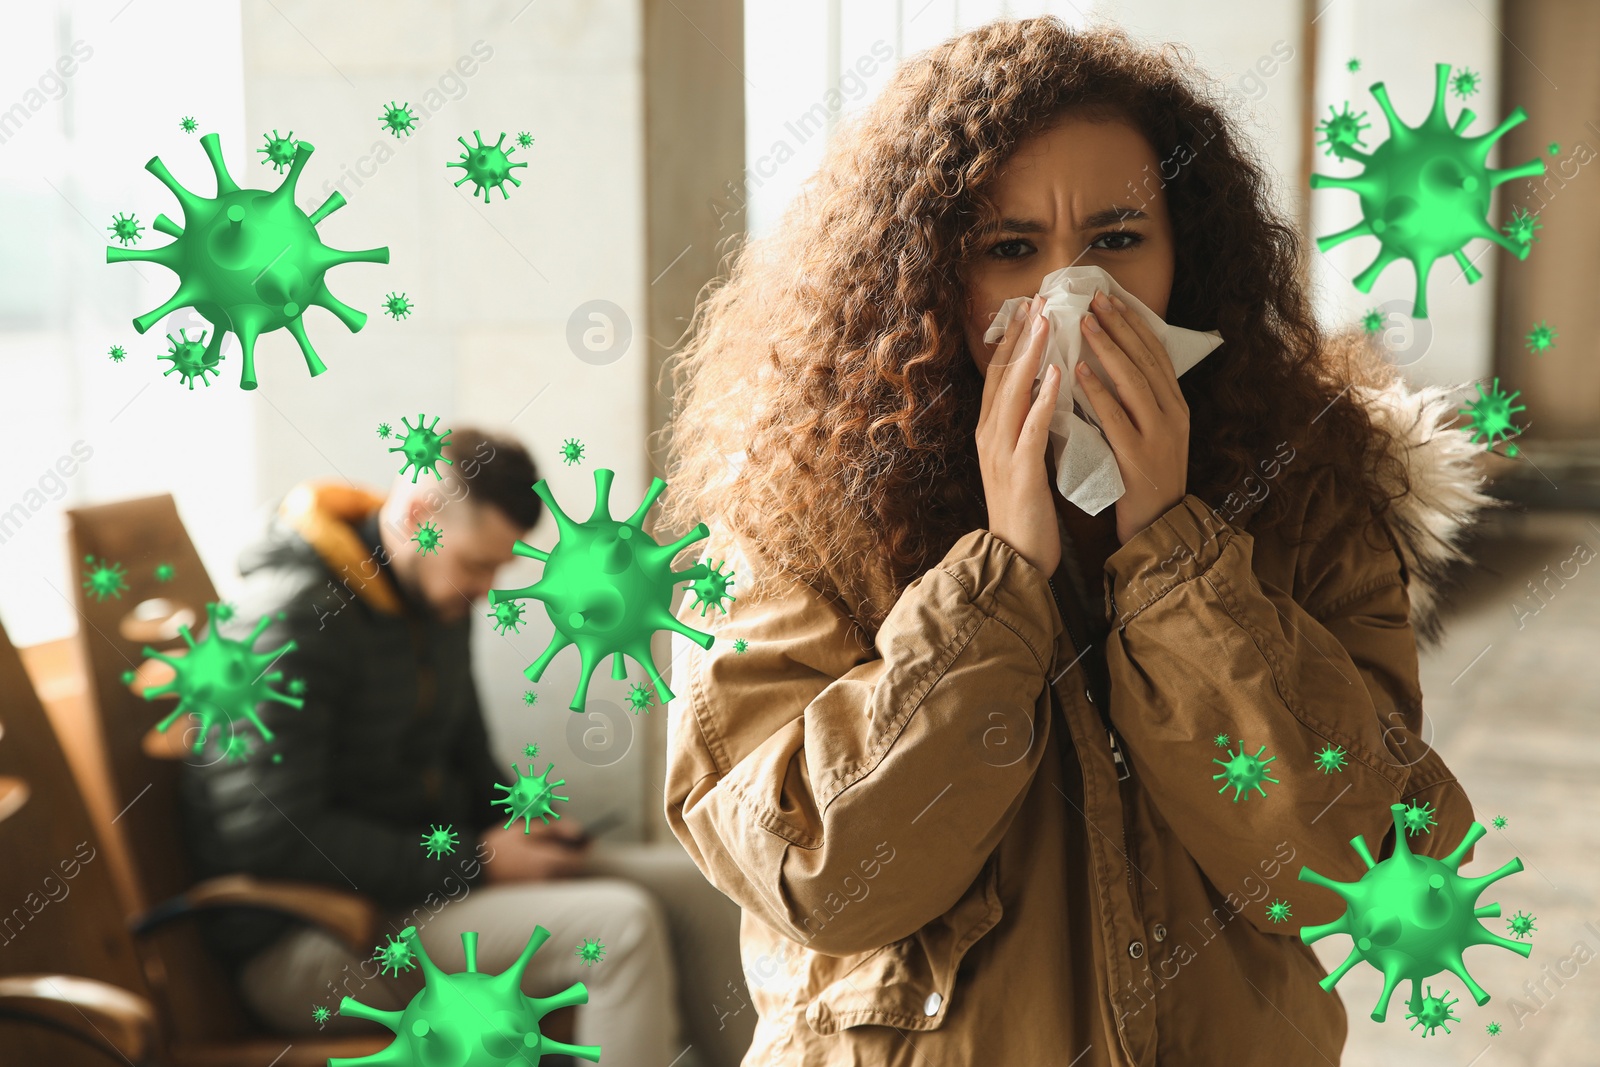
[1153,924,1167,942]
[1084,688,1094,704]
[923,992,942,1016]
[1128,941,1144,959]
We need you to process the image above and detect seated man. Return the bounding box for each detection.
[178,426,685,1063]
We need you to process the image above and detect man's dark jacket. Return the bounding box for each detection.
[180,482,504,970]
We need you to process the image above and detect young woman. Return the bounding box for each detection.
[657,18,1498,1066]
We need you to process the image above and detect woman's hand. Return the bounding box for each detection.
[977,294,1062,578]
[479,821,590,884]
[1074,290,1191,545]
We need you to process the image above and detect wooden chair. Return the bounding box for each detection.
[65,494,575,1064]
[0,613,158,1065]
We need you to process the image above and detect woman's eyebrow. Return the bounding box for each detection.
[998,205,1149,233]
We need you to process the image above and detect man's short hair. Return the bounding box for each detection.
[431,427,543,530]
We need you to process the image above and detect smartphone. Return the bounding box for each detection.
[558,810,622,848]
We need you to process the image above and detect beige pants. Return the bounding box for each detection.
[239,868,686,1065]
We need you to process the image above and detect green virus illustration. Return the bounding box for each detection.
[1212,741,1280,802]
[523,742,540,758]
[287,677,307,697]
[1212,732,1230,748]
[421,824,459,859]
[221,733,253,763]
[1459,379,1525,456]
[1486,1021,1502,1035]
[373,933,417,977]
[1450,66,1481,99]
[1347,57,1361,73]
[732,638,748,654]
[489,600,526,635]
[214,601,236,621]
[1361,308,1386,334]
[382,291,413,320]
[522,690,539,707]
[487,468,717,711]
[1316,102,1371,159]
[154,562,175,582]
[257,129,297,173]
[389,413,454,483]
[575,938,605,966]
[140,602,304,752]
[82,556,129,602]
[1297,803,1531,1023]
[626,681,654,715]
[1267,899,1293,924]
[376,421,392,438]
[179,115,198,133]
[1548,141,1560,154]
[120,669,137,686]
[1309,62,1547,318]
[331,925,602,1066]
[1492,815,1507,829]
[447,130,529,203]
[160,327,220,389]
[1501,205,1542,250]
[106,131,391,390]
[496,761,570,832]
[1315,744,1349,774]
[379,100,417,138]
[687,558,737,617]
[412,520,443,556]
[517,131,535,148]
[108,212,144,245]
[313,1004,331,1025]
[560,437,585,465]
[108,344,126,362]
[1524,320,1557,354]
[1402,800,1438,836]
[1506,910,1536,939]
[1406,985,1459,1037]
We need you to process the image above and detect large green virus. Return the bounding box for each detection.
[448,131,529,202]
[106,131,390,390]
[487,468,717,711]
[257,129,297,173]
[1310,62,1547,318]
[1298,803,1531,1023]
[496,761,570,832]
[390,413,454,482]
[161,327,220,389]
[489,600,525,635]
[82,555,129,602]
[421,824,458,859]
[140,602,304,752]
[1406,985,1459,1037]
[1459,379,1525,454]
[332,926,601,1066]
[108,212,143,245]
[687,558,737,617]
[1212,741,1279,802]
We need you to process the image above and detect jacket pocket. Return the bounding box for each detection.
[804,853,1003,1034]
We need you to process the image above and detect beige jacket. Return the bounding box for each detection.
[665,381,1499,1065]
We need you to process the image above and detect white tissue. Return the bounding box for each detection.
[982,265,1224,516]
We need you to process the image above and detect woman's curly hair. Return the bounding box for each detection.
[655,16,1410,637]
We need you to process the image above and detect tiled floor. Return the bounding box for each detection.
[1323,508,1600,1066]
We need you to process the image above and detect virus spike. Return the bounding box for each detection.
[197,132,240,196]
[1369,964,1406,1022]
[282,315,329,379]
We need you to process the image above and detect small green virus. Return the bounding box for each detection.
[560,437,585,465]
[522,690,539,707]
[108,344,126,362]
[732,638,748,653]
[214,601,236,621]
[421,824,459,859]
[517,131,535,148]
[447,130,529,203]
[140,602,304,752]
[1492,815,1507,829]
[487,468,717,711]
[258,129,297,173]
[1401,800,1437,836]
[1212,742,1280,802]
[312,1004,331,1025]
[1459,379,1525,453]
[108,212,144,245]
[1524,320,1557,354]
[287,677,307,697]
[1212,732,1230,748]
[382,291,413,320]
[1450,66,1481,99]
[222,733,253,763]
[1506,910,1536,939]
[1316,102,1372,159]
[412,520,443,555]
[120,669,137,686]
[373,933,417,977]
[379,100,417,137]
[1501,205,1542,249]
[154,563,175,582]
[626,681,654,714]
[180,115,198,133]
[1314,744,1348,774]
[390,413,454,482]
[1406,985,1459,1037]
[1361,308,1386,334]
[82,556,129,602]
[1267,899,1293,923]
[1347,57,1361,73]
[496,761,570,832]
[687,558,737,617]
[523,741,540,757]
[272,753,283,763]
[490,599,526,635]
[336,925,602,1065]
[1548,141,1560,155]
[376,421,392,438]
[575,937,606,966]
[161,327,221,390]
[1485,1021,1502,1035]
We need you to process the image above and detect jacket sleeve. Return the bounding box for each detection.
[665,526,1063,957]
[1101,470,1475,935]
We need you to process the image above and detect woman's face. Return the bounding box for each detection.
[962,115,1177,374]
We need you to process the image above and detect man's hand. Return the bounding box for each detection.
[479,821,590,884]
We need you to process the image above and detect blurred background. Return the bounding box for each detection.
[0,0,1595,1065]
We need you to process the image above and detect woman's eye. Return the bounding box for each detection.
[990,238,1030,258]
[1094,230,1144,251]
